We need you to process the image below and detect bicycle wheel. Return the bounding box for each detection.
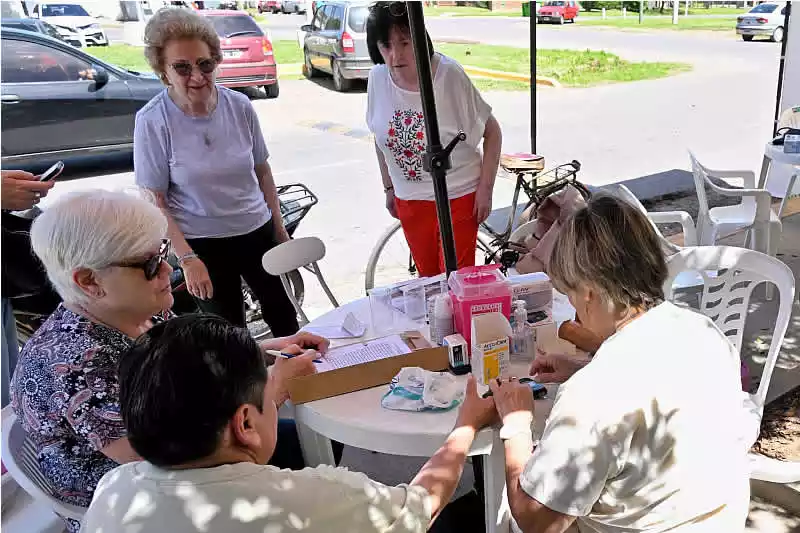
[364,221,494,292]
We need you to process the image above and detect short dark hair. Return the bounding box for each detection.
[548,193,668,311]
[119,315,267,468]
[366,1,434,65]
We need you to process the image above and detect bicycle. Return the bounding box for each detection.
[364,159,586,292]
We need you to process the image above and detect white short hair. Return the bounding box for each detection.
[30,189,168,305]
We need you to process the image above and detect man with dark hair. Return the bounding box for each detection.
[82,315,497,533]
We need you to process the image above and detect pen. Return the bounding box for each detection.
[265,349,323,364]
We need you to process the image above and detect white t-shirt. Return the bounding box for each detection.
[81,461,432,533]
[366,54,492,201]
[520,302,751,533]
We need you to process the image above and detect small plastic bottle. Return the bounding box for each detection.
[511,300,532,361]
[431,293,455,346]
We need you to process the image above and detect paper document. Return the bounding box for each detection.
[315,334,411,372]
[303,312,367,339]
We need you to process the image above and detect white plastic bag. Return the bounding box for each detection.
[381,367,464,412]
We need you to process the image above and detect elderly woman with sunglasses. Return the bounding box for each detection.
[133,8,298,334]
[10,191,326,528]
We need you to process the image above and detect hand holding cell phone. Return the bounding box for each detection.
[37,161,64,182]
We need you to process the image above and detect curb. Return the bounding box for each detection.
[462,66,561,88]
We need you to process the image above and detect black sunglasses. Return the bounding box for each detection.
[111,239,171,281]
[170,58,217,77]
[371,1,406,17]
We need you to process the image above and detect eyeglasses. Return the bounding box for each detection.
[371,1,407,17]
[170,58,217,77]
[111,239,171,281]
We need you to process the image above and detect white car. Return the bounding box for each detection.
[736,2,787,42]
[31,3,108,46]
[282,0,308,14]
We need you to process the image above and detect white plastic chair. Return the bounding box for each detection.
[262,237,339,326]
[1,407,85,528]
[664,246,798,483]
[689,151,781,258]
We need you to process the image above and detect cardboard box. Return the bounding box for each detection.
[287,332,449,405]
[471,312,512,386]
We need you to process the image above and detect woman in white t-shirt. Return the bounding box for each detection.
[365,1,502,277]
[489,194,751,533]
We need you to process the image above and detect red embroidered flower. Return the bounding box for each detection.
[409,170,417,178]
[385,109,425,182]
[404,117,413,126]
[389,128,396,137]
[416,131,424,140]
[403,149,413,158]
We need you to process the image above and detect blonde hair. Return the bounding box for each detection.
[30,189,168,305]
[143,8,222,83]
[548,193,667,311]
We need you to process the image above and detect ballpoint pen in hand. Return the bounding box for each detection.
[265,349,323,364]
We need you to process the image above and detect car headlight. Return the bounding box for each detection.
[90,23,100,29]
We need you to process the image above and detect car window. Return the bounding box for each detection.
[40,4,91,16]
[315,5,331,31]
[1,38,91,83]
[749,4,777,13]
[325,5,343,31]
[206,14,263,38]
[545,1,565,5]
[348,5,368,33]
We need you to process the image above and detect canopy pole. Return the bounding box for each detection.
[773,1,792,137]
[407,1,463,276]
[530,4,537,153]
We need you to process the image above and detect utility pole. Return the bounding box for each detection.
[685,0,689,17]
[639,0,644,24]
[672,0,679,24]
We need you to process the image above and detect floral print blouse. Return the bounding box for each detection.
[10,305,131,507]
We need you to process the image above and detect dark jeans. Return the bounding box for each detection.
[187,220,299,336]
[270,419,344,470]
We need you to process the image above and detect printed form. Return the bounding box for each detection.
[315,335,411,372]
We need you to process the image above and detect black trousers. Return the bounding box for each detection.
[187,220,299,336]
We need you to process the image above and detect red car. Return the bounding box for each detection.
[200,10,279,97]
[537,0,579,24]
[258,1,281,13]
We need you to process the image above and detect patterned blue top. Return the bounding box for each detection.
[10,305,130,507]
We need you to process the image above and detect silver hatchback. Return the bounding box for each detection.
[736,2,787,42]
[301,1,373,91]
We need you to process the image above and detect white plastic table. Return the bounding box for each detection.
[759,142,800,218]
[291,291,576,533]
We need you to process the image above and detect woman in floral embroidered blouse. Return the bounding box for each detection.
[365,2,502,277]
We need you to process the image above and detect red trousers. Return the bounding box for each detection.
[394,192,478,278]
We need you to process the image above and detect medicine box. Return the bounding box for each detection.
[508,272,553,312]
[449,265,512,349]
[471,312,512,386]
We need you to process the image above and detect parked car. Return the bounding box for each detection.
[736,2,786,42]
[258,1,281,14]
[200,10,279,97]
[301,0,372,92]
[536,0,579,24]
[1,17,83,48]
[199,1,239,9]
[0,27,164,174]
[282,0,308,14]
[30,3,108,46]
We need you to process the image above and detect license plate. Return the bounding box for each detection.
[223,50,242,59]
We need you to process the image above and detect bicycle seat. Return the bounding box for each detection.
[500,153,545,174]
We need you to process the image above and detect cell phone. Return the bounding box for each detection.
[37,161,64,182]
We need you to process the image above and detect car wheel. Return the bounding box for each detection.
[332,61,352,92]
[771,26,784,43]
[264,82,279,98]
[742,34,754,41]
[558,15,564,24]
[303,48,319,78]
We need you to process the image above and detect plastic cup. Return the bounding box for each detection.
[369,287,397,334]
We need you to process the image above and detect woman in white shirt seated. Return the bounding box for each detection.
[366,1,502,277]
[490,194,750,533]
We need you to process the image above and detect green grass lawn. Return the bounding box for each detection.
[578,15,737,31]
[581,6,746,17]
[436,43,691,87]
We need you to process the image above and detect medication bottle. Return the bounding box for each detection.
[430,292,455,346]
[510,300,534,362]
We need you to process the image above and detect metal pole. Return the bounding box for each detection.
[639,0,644,24]
[773,1,791,137]
[406,1,459,275]
[530,2,537,154]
